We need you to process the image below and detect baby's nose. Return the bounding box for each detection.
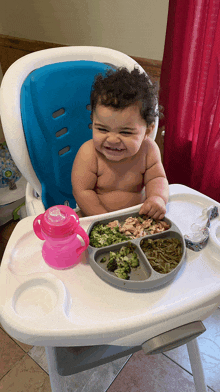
[107,133,121,143]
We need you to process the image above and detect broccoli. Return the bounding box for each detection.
[89,224,129,248]
[126,242,136,253]
[130,258,139,268]
[127,253,139,268]
[100,256,107,263]
[114,268,129,280]
[103,243,139,279]
[116,257,130,270]
[119,246,129,256]
[122,262,131,273]
[107,258,118,272]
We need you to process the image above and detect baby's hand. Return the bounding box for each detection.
[139,196,166,220]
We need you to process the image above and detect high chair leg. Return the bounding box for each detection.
[45,347,65,392]
[187,338,207,392]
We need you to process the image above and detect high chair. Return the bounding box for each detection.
[0,46,158,217]
[1,47,220,392]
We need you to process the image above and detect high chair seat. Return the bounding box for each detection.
[20,60,113,210]
[0,46,158,215]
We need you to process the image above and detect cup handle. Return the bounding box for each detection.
[33,214,45,240]
[75,226,90,255]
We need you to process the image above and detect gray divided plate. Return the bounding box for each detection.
[87,211,186,291]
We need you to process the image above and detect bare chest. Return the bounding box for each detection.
[96,155,146,193]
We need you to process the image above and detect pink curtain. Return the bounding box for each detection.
[159,0,220,201]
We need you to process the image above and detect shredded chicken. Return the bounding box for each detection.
[107,220,120,229]
[107,216,170,239]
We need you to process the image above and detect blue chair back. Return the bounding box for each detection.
[20,61,113,209]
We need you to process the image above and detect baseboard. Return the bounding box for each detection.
[0,34,163,157]
[0,34,65,52]
[0,34,161,79]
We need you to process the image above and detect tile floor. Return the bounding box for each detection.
[1,220,220,392]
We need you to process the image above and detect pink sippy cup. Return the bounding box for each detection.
[33,205,89,269]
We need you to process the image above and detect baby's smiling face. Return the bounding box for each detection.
[92,103,154,162]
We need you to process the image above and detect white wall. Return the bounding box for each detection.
[0,0,169,61]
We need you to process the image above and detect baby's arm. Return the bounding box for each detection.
[139,140,169,219]
[71,141,108,216]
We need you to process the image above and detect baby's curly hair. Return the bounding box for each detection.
[90,67,162,126]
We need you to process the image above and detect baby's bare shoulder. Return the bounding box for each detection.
[77,140,95,157]
[144,137,159,151]
[143,137,161,166]
[145,137,160,154]
[73,140,97,172]
[77,140,97,162]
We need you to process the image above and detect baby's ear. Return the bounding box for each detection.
[146,123,155,136]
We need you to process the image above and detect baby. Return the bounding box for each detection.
[71,67,169,219]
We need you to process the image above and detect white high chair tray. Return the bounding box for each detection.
[1,184,220,347]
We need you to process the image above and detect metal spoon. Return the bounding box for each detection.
[184,206,219,251]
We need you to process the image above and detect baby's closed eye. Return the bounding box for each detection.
[120,131,132,135]
[98,129,131,135]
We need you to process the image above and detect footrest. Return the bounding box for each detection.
[142,321,206,355]
[55,344,142,376]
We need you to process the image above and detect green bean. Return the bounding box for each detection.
[141,237,182,274]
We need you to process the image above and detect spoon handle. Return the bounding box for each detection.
[206,206,218,228]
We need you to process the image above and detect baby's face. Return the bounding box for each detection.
[92,103,153,162]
